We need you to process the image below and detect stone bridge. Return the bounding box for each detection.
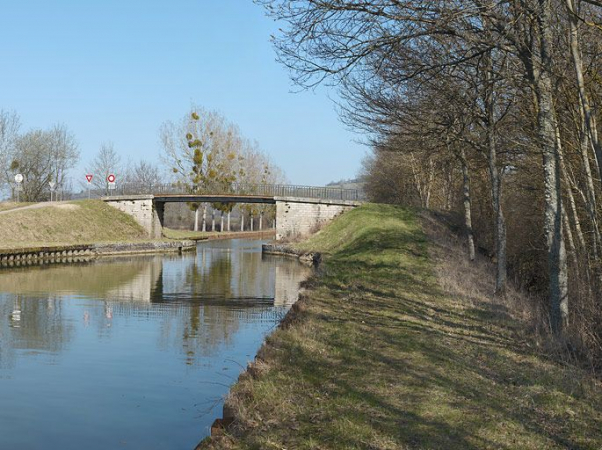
[102,193,361,241]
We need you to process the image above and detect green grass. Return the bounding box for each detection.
[163,227,275,241]
[202,203,602,450]
[0,200,148,249]
[163,227,215,240]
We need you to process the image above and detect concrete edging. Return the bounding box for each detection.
[0,240,196,268]
[262,243,321,267]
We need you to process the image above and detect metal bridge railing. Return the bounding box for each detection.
[89,182,363,201]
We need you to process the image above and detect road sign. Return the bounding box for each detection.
[86,174,93,183]
[108,182,116,190]
[49,181,56,190]
[107,174,116,183]
[14,174,23,183]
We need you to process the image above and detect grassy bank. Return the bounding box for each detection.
[202,203,602,449]
[0,200,147,249]
[163,227,275,241]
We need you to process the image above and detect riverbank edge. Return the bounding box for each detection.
[0,230,277,269]
[172,230,277,242]
[192,242,319,446]
[0,240,197,265]
[261,242,321,266]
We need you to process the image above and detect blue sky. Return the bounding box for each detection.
[0,0,366,186]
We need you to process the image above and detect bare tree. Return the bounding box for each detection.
[127,160,162,192]
[48,124,79,194]
[87,142,121,194]
[0,110,21,193]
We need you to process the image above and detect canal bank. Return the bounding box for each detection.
[0,199,275,266]
[199,203,602,449]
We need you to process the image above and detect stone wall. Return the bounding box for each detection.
[275,197,360,241]
[104,196,162,238]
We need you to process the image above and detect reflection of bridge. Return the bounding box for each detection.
[102,184,363,240]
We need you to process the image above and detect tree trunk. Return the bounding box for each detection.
[194,206,199,232]
[565,0,602,256]
[460,148,476,261]
[227,211,231,232]
[484,51,507,295]
[220,212,224,232]
[533,0,569,333]
[577,103,601,254]
[557,126,587,252]
[566,0,602,181]
[202,204,207,233]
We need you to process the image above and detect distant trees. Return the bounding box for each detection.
[0,111,80,202]
[127,160,161,191]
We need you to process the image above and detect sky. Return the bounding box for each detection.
[0,0,367,187]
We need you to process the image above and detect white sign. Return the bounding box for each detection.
[107,174,116,183]
[49,181,56,190]
[14,174,23,183]
[108,182,116,190]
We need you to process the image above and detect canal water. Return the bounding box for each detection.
[0,239,310,450]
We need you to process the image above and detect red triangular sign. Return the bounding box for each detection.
[86,174,93,183]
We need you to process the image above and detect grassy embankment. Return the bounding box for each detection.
[0,200,147,249]
[203,203,602,449]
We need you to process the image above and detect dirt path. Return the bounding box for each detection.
[0,201,73,215]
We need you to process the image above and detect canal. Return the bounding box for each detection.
[0,239,311,449]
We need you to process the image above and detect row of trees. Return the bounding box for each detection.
[260,0,602,365]
[0,110,161,200]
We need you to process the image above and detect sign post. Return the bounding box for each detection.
[49,181,56,202]
[107,174,116,193]
[14,174,23,203]
[86,174,93,199]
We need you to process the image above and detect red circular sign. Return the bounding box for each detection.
[107,174,116,183]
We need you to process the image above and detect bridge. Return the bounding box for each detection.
[101,183,363,241]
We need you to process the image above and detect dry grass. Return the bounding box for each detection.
[0,201,33,212]
[0,200,147,249]
[199,203,602,450]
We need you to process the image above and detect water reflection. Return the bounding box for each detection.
[0,239,310,449]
